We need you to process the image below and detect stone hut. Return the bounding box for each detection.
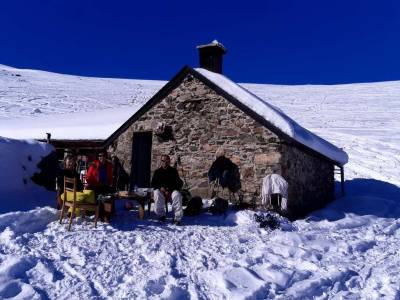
[104,41,348,218]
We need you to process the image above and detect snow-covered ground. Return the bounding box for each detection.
[0,65,399,299]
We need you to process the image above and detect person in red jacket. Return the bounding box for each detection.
[86,151,114,194]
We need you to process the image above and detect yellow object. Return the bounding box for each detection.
[61,190,96,215]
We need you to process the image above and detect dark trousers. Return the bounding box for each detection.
[219,170,232,189]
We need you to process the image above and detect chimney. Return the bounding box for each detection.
[197,40,227,74]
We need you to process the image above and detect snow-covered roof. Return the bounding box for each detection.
[195,68,348,165]
[0,107,141,140]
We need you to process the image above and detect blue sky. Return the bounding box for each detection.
[0,0,399,84]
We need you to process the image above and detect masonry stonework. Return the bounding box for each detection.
[108,74,335,217]
[281,144,334,216]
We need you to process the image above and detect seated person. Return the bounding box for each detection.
[57,154,83,193]
[58,155,95,214]
[86,150,114,195]
[151,154,183,225]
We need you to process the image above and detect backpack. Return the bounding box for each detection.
[254,213,280,230]
[209,197,229,215]
[228,163,241,193]
[181,189,192,207]
[184,196,203,216]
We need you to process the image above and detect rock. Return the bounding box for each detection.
[254,153,281,165]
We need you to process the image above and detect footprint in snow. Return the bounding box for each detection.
[144,277,166,295]
[167,286,190,300]
[0,281,33,299]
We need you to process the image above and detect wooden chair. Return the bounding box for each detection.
[59,176,100,231]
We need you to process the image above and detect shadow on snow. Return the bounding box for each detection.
[107,202,236,231]
[313,178,400,221]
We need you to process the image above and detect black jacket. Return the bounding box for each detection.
[57,169,83,193]
[208,156,241,192]
[208,156,235,182]
[151,166,183,191]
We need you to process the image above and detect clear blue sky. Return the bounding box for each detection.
[1,0,399,84]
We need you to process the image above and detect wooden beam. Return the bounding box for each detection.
[340,166,345,197]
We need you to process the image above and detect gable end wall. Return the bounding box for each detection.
[109,75,283,200]
[281,143,335,217]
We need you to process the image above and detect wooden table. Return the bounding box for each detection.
[116,191,151,220]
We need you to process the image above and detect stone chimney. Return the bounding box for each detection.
[197,40,227,74]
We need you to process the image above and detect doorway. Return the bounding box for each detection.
[131,131,153,188]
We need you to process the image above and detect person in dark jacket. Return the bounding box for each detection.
[208,148,235,189]
[56,155,83,209]
[151,154,183,224]
[57,155,83,194]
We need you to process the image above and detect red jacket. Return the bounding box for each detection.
[86,160,113,187]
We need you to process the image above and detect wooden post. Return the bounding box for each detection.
[138,200,145,220]
[340,166,345,197]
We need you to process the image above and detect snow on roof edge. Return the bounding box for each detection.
[0,106,140,141]
[194,68,348,166]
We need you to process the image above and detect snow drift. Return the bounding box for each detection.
[0,137,55,213]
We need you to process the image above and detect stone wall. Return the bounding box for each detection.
[108,74,283,201]
[280,143,334,217]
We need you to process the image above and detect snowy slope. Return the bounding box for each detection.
[0,64,164,120]
[0,64,163,140]
[246,80,400,187]
[0,65,400,299]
